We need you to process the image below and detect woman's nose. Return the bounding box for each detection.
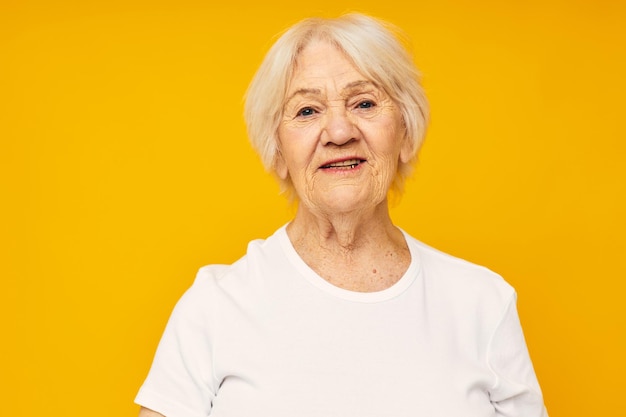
[320,107,357,146]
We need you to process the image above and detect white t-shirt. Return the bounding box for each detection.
[135,226,548,417]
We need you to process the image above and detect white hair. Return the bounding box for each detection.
[244,12,429,196]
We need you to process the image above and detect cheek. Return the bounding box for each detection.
[279,124,318,160]
[386,123,409,165]
[275,138,310,181]
[371,124,404,161]
[366,150,398,186]
[367,132,405,185]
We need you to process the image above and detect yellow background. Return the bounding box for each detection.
[2,0,624,416]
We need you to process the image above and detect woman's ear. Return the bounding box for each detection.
[274,148,289,180]
[399,132,414,164]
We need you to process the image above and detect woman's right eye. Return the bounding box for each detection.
[297,107,316,117]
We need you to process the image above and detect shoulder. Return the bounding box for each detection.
[405,233,515,310]
[194,229,284,286]
[181,228,287,305]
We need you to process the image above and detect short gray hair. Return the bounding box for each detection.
[244,12,429,196]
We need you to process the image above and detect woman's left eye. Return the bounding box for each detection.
[357,100,375,109]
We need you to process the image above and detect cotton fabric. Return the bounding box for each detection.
[135,226,547,417]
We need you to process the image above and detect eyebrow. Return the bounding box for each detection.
[344,80,376,91]
[284,80,376,104]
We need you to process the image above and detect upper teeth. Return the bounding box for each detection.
[326,159,361,168]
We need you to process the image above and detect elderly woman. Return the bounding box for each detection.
[136,13,548,417]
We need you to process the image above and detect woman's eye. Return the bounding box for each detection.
[357,100,375,109]
[297,107,316,117]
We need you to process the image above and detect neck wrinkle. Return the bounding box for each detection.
[286,198,401,257]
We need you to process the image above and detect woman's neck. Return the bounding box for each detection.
[287,200,396,250]
[285,200,410,292]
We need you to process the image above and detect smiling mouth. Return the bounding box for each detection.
[320,159,366,170]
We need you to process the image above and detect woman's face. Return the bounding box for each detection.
[276,39,410,216]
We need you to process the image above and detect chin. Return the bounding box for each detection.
[310,188,387,215]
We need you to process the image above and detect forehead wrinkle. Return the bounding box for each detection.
[285,88,321,104]
[285,79,378,106]
[343,80,376,91]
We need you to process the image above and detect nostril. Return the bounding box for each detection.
[321,117,358,146]
[322,136,358,148]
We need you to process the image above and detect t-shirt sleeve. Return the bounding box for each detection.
[487,292,549,417]
[135,273,218,417]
